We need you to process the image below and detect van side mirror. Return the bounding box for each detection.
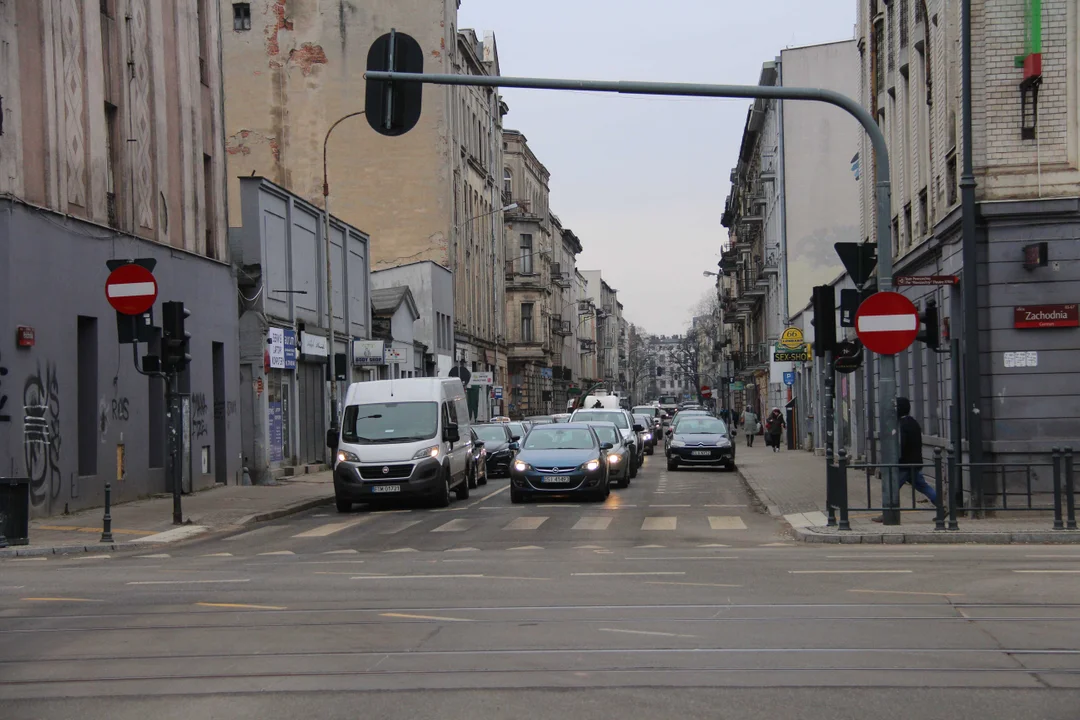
[444,423,460,444]
[326,428,339,450]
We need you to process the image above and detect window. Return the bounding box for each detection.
[233,2,251,31]
[196,0,210,85]
[104,103,119,227]
[503,168,512,198]
[203,154,216,259]
[903,203,912,251]
[521,303,534,342]
[78,316,98,476]
[945,153,958,206]
[520,234,533,274]
[899,0,909,48]
[918,188,928,237]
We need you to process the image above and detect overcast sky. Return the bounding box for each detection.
[458,0,856,335]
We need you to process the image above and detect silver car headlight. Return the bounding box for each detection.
[670,440,686,448]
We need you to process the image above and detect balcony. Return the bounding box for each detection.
[508,341,552,362]
[551,317,572,336]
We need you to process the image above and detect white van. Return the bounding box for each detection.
[327,378,475,512]
[580,391,620,410]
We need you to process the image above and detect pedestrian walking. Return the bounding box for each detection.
[873,396,937,522]
[765,407,785,452]
[741,407,758,447]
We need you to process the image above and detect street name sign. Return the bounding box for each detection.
[895,275,959,287]
[855,292,919,355]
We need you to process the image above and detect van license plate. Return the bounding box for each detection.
[372,485,401,493]
[691,450,712,456]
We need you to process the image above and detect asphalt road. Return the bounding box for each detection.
[3,448,1080,719]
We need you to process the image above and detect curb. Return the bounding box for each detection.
[2,493,334,559]
[793,526,1080,544]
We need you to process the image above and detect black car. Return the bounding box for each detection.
[474,423,518,477]
[665,414,736,471]
[467,428,489,489]
[509,423,613,504]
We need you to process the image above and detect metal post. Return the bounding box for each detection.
[950,338,964,516]
[837,447,851,531]
[101,467,115,544]
[1052,448,1063,530]
[946,446,959,530]
[167,375,182,525]
[1066,447,1076,530]
[933,448,945,531]
[824,350,836,527]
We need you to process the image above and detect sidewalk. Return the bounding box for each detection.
[735,441,1080,544]
[1,473,334,558]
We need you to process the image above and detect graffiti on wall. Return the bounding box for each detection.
[192,392,208,438]
[0,350,9,422]
[23,362,62,508]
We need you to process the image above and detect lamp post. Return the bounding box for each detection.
[322,110,365,446]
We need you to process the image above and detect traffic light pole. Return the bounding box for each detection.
[166,373,183,525]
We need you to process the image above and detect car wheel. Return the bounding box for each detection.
[467,463,477,489]
[629,452,638,479]
[617,475,629,489]
[646,445,654,456]
[727,462,737,472]
[510,487,525,504]
[454,473,471,500]
[432,467,452,508]
[667,458,679,471]
[479,470,488,486]
[335,494,352,513]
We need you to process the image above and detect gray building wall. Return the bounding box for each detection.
[0,198,241,517]
[370,261,455,366]
[230,178,371,483]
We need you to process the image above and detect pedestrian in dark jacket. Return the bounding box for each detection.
[765,408,785,452]
[874,397,936,522]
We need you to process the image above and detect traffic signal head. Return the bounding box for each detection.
[161,301,191,373]
[811,285,837,357]
[916,299,940,350]
[366,30,424,137]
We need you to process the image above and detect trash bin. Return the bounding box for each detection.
[0,478,31,546]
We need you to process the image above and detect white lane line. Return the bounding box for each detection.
[73,555,111,560]
[1013,570,1080,574]
[789,570,913,574]
[698,543,730,548]
[635,544,665,549]
[384,548,418,553]
[381,520,424,535]
[432,519,472,533]
[708,516,747,531]
[468,484,511,507]
[598,628,696,639]
[352,574,485,580]
[196,602,286,610]
[129,525,208,544]
[1026,555,1080,559]
[508,545,544,551]
[300,560,367,565]
[9,557,48,562]
[201,552,234,557]
[0,586,26,590]
[445,547,480,552]
[704,504,744,508]
[575,545,606,549]
[573,517,612,531]
[127,579,251,585]
[651,504,691,508]
[503,516,548,531]
[381,612,473,622]
[646,581,742,588]
[137,553,172,558]
[642,517,677,531]
[324,549,360,555]
[536,504,581,508]
[292,517,370,538]
[572,572,686,577]
[828,554,935,559]
[849,589,964,597]
[625,556,739,561]
[257,551,296,556]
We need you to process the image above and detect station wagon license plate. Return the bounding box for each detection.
[691,450,712,456]
[372,484,401,493]
[541,477,572,484]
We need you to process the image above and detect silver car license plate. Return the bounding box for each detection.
[372,484,401,493]
[691,450,712,456]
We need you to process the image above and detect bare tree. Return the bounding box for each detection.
[625,324,654,405]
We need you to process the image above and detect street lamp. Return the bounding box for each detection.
[702,270,719,278]
[322,110,366,445]
[455,202,518,228]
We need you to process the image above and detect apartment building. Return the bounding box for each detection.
[0,0,239,515]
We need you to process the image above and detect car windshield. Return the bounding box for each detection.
[341,402,438,444]
[633,415,651,426]
[526,416,553,424]
[508,422,526,438]
[633,407,656,416]
[589,425,620,445]
[523,427,597,450]
[675,417,728,435]
[574,411,628,429]
[474,426,508,443]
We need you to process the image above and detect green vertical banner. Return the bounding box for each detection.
[466,385,480,421]
[1018,0,1042,79]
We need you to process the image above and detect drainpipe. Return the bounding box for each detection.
[960,0,986,500]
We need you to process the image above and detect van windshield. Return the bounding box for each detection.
[341,402,438,444]
[574,410,628,429]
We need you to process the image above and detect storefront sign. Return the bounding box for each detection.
[300,332,329,357]
[268,402,284,463]
[1013,304,1078,329]
[386,347,407,364]
[778,327,805,349]
[352,339,386,365]
[540,367,553,379]
[732,381,745,391]
[493,385,504,399]
[468,371,494,386]
[267,328,298,369]
[774,343,811,362]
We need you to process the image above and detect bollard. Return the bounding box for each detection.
[100,477,114,544]
[1065,447,1076,531]
[837,448,850,531]
[1052,448,1063,531]
[933,448,945,531]
[826,462,837,527]
[946,447,959,531]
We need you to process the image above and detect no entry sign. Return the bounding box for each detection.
[855,291,919,355]
[700,386,712,398]
[105,264,158,315]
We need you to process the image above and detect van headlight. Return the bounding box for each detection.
[413,445,441,460]
[337,450,360,464]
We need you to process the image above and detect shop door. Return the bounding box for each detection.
[298,362,326,465]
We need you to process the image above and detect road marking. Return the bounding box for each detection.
[698,543,730,548]
[651,504,691,508]
[137,553,172,558]
[432,519,472,533]
[789,570,913,574]
[129,525,208,544]
[625,556,739,561]
[381,612,473,622]
[384,548,419,553]
[709,516,747,531]
[445,547,480,552]
[257,551,295,556]
[127,579,251,585]
[536,504,580,508]
[575,544,606,549]
[572,571,685,577]
[292,517,370,538]
[598,628,696,638]
[9,557,48,562]
[37,525,155,536]
[381,520,424,535]
[646,581,742,588]
[642,517,677,531]
[201,552,234,557]
[324,549,360,555]
[21,597,103,603]
[196,602,286,610]
[828,554,934,559]
[635,544,665,549]
[1026,554,1080,558]
[573,517,612,531]
[503,516,548,531]
[352,574,485,580]
[469,484,510,506]
[758,543,790,547]
[508,545,544,551]
[72,554,111,560]
[1013,570,1080,574]
[704,504,744,508]
[300,560,367,565]
[849,589,964,597]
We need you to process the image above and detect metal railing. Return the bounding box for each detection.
[826,447,1076,532]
